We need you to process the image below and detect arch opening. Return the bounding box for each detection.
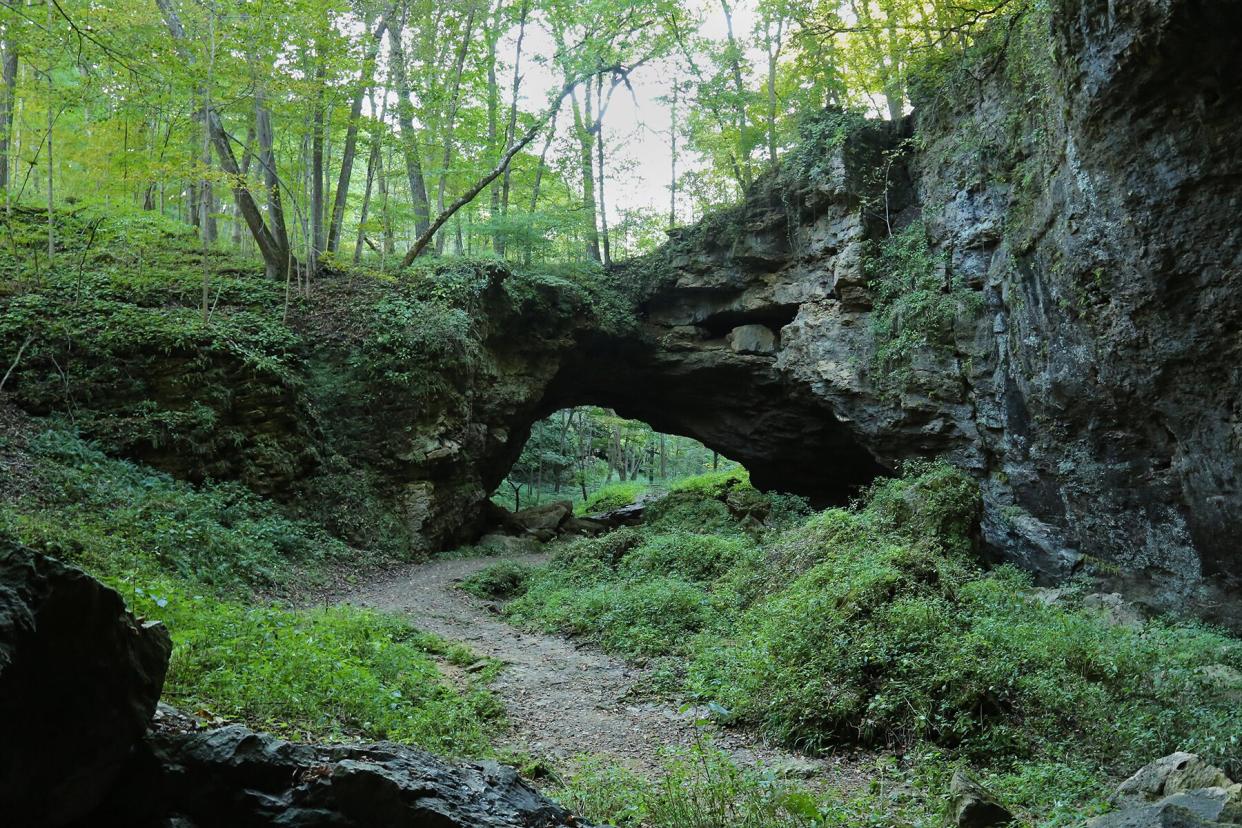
[490,407,748,516]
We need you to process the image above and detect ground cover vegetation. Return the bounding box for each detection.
[472,463,1242,824]
[0,406,504,754]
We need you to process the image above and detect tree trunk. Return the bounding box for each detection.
[0,8,16,194]
[497,0,528,256]
[200,137,218,245]
[310,62,326,269]
[434,2,478,255]
[570,85,600,262]
[232,124,255,247]
[388,12,431,239]
[328,11,390,255]
[254,88,292,277]
[668,80,677,230]
[485,5,501,254]
[594,75,611,267]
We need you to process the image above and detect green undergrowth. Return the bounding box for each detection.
[123,580,500,753]
[481,462,1242,822]
[575,481,650,515]
[0,413,502,754]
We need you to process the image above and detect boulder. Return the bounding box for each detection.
[1088,753,1242,828]
[508,500,573,541]
[949,770,1013,827]
[98,723,597,827]
[726,323,778,355]
[0,541,171,826]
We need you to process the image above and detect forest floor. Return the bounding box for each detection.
[338,552,860,784]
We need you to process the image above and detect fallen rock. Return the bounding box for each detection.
[726,323,778,355]
[950,770,1013,827]
[0,541,171,826]
[508,500,573,541]
[1113,753,1237,807]
[1088,753,1242,827]
[1083,593,1147,628]
[98,723,597,827]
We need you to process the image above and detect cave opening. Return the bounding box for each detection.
[490,407,748,515]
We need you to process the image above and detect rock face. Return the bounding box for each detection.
[1088,753,1242,827]
[95,721,594,828]
[541,0,1242,627]
[0,541,171,826]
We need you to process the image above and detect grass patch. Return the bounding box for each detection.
[459,560,536,600]
[123,578,501,753]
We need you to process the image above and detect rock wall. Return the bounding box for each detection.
[585,0,1241,625]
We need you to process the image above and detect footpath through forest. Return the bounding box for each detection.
[340,552,849,781]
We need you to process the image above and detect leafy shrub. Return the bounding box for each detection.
[2,424,348,595]
[621,532,759,583]
[459,561,535,600]
[867,220,983,378]
[512,459,1242,818]
[576,481,647,515]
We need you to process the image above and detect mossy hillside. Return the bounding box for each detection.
[0,206,640,554]
[489,463,1242,822]
[0,408,502,754]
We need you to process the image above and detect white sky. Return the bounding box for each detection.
[506,0,762,225]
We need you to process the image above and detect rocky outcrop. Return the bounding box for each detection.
[949,770,1013,828]
[95,718,594,828]
[542,0,1242,627]
[1088,753,1242,827]
[0,541,170,826]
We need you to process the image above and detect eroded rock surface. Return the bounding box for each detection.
[0,541,171,826]
[96,721,594,828]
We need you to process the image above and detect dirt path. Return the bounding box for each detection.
[340,553,833,779]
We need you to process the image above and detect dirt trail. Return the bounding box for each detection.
[341,553,832,778]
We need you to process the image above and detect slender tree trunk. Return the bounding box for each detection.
[668,80,678,230]
[570,85,600,262]
[434,2,477,255]
[44,0,53,257]
[310,62,326,269]
[232,124,255,247]
[328,11,389,254]
[388,12,431,238]
[485,7,500,253]
[720,0,752,187]
[594,75,611,267]
[200,137,218,245]
[764,17,783,165]
[0,8,16,194]
[353,92,385,264]
[254,88,291,277]
[379,142,394,255]
[497,0,528,256]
